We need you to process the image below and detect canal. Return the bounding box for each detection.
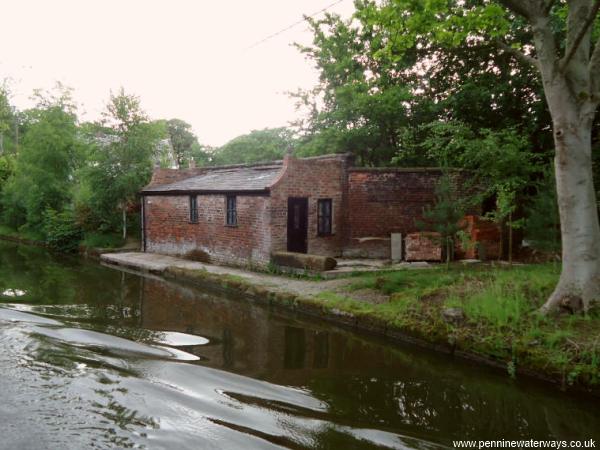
[0,240,598,449]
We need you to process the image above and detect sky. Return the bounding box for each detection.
[0,0,355,146]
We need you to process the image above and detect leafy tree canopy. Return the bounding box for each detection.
[211,128,295,166]
[1,85,83,229]
[292,1,554,167]
[165,118,200,168]
[77,89,166,235]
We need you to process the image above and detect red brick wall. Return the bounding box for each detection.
[269,154,351,257]
[346,169,444,258]
[142,154,351,266]
[144,194,271,266]
[143,158,482,265]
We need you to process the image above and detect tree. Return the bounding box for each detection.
[420,121,538,264]
[503,0,600,313]
[292,13,420,166]
[166,119,200,168]
[211,128,295,165]
[525,168,561,254]
[0,154,14,217]
[1,86,82,230]
[0,84,16,155]
[294,5,555,168]
[419,171,466,268]
[361,0,600,312]
[80,89,165,238]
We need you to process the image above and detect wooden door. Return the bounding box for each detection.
[287,197,308,253]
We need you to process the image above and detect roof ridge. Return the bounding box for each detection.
[199,160,283,171]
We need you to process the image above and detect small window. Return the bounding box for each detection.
[317,199,332,235]
[189,195,198,223]
[226,195,237,226]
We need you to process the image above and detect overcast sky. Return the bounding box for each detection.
[0,0,354,146]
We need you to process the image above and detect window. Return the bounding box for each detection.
[189,195,198,223]
[226,195,237,226]
[317,199,332,235]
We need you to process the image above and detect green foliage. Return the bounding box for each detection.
[1,88,83,229]
[81,232,125,249]
[0,153,15,220]
[292,12,418,165]
[42,208,83,253]
[77,89,166,234]
[418,171,466,266]
[101,87,147,133]
[166,118,200,168]
[418,121,540,258]
[525,169,561,253]
[326,263,600,385]
[211,128,294,165]
[293,1,553,168]
[0,224,44,242]
[0,154,14,190]
[351,263,559,327]
[0,83,16,155]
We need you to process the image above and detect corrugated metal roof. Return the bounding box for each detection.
[142,164,282,193]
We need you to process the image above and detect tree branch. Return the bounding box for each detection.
[562,0,600,70]
[497,0,537,19]
[496,40,542,71]
[543,0,558,14]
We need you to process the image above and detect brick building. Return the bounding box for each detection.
[140,153,494,266]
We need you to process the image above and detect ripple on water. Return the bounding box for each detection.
[151,331,209,347]
[0,306,421,449]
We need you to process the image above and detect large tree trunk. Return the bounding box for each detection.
[494,1,600,313]
[541,100,600,313]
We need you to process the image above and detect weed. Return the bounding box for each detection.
[507,360,516,379]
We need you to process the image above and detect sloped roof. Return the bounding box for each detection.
[142,164,282,194]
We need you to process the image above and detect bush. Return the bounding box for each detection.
[525,170,561,253]
[42,208,83,252]
[81,232,125,249]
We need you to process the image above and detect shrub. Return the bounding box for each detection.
[81,232,125,249]
[42,208,83,252]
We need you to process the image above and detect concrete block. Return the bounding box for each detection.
[391,233,402,261]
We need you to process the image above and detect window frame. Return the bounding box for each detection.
[189,195,198,224]
[226,195,237,226]
[317,198,333,236]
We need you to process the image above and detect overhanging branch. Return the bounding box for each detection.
[543,0,558,14]
[497,0,537,19]
[496,40,542,71]
[562,0,600,70]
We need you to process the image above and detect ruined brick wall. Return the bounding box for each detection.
[269,154,351,257]
[345,168,445,258]
[143,194,272,266]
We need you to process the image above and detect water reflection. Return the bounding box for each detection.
[0,240,599,449]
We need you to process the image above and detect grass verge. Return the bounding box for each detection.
[81,232,125,249]
[0,225,128,252]
[0,224,45,242]
[314,263,600,390]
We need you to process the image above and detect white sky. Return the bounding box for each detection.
[0,0,354,146]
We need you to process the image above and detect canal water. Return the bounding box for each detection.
[0,241,598,450]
